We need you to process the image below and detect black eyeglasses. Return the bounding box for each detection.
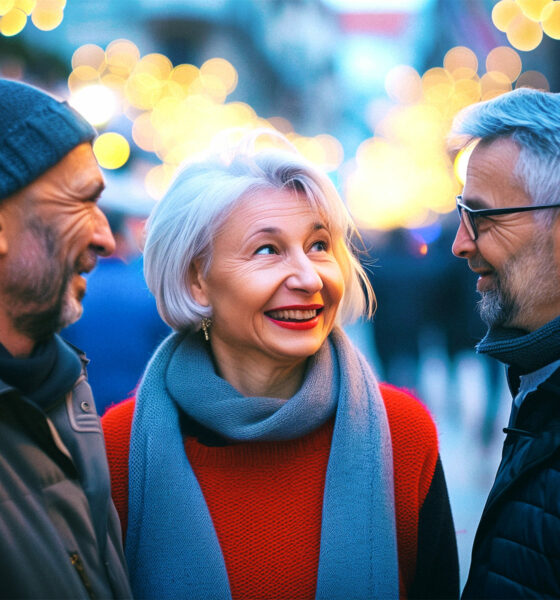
[456,195,560,241]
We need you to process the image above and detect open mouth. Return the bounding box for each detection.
[265,307,324,322]
[265,306,324,330]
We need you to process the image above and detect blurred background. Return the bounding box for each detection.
[2,0,559,589]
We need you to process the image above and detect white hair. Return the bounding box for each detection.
[144,129,374,332]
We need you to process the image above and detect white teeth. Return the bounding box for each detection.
[268,309,318,321]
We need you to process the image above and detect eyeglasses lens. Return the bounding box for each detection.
[459,206,476,240]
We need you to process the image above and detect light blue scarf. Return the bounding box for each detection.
[126,327,398,599]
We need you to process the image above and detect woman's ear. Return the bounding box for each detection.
[188,260,210,307]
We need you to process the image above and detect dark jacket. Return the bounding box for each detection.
[462,365,560,599]
[0,346,132,599]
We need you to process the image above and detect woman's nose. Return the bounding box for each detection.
[92,208,116,257]
[285,253,323,294]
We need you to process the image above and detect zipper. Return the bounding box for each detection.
[503,426,537,438]
[69,552,97,599]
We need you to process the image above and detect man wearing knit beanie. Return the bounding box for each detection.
[0,79,132,599]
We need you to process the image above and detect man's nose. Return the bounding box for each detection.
[452,219,477,258]
[92,208,116,257]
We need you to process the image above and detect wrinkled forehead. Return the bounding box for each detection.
[223,185,335,233]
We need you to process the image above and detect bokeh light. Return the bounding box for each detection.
[516,0,552,21]
[0,0,62,36]
[67,39,345,195]
[106,39,140,78]
[70,84,119,126]
[485,46,522,82]
[491,0,558,50]
[492,0,522,31]
[93,132,130,170]
[443,46,478,79]
[453,141,478,186]
[506,13,543,50]
[542,1,560,38]
[0,7,26,35]
[344,37,551,232]
[15,0,35,15]
[0,0,15,16]
[515,70,550,90]
[31,0,65,31]
[72,43,106,71]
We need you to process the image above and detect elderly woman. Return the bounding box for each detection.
[102,131,459,600]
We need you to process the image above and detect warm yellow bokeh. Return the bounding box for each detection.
[422,67,455,107]
[491,0,560,47]
[492,0,522,31]
[453,78,482,107]
[453,141,478,186]
[31,7,63,30]
[35,0,65,8]
[72,44,105,71]
[506,13,543,50]
[134,53,173,80]
[480,70,512,97]
[542,1,560,38]
[345,93,459,231]
[485,46,522,82]
[106,39,140,79]
[14,0,35,14]
[0,0,14,16]
[132,112,156,152]
[443,46,478,75]
[0,0,65,33]
[0,7,26,35]
[100,73,127,95]
[68,65,100,93]
[170,64,200,91]
[516,0,552,21]
[125,72,162,111]
[93,132,131,170]
[200,58,238,95]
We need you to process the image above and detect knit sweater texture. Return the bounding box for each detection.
[103,383,454,599]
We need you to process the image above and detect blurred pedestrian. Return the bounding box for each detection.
[102,130,459,599]
[64,209,170,415]
[0,79,132,598]
[450,88,560,598]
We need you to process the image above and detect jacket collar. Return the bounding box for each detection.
[477,314,560,374]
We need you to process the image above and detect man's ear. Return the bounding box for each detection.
[0,212,9,256]
[553,215,560,267]
[188,260,210,307]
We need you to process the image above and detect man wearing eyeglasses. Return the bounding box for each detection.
[450,87,560,599]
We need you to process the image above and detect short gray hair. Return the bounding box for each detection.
[450,88,560,223]
[144,130,374,332]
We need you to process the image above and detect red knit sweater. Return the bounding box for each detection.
[102,383,439,599]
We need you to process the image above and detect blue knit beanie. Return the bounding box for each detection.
[0,78,97,200]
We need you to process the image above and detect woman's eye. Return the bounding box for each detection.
[255,244,277,255]
[310,240,328,252]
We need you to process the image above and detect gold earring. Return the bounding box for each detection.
[201,317,212,341]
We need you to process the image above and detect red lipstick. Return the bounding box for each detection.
[265,304,323,330]
[267,316,320,330]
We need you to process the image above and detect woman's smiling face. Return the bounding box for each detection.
[190,189,345,373]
